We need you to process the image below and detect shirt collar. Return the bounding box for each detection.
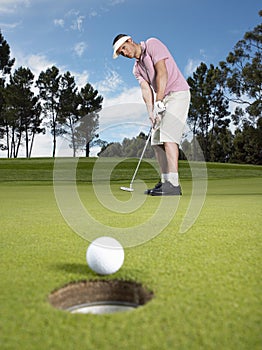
[136,41,146,62]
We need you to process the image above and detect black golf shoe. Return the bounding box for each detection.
[144,181,162,195]
[150,181,182,196]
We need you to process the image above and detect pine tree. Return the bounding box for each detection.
[0,31,15,155]
[36,66,61,157]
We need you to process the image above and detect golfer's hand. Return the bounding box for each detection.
[149,113,161,129]
[149,114,159,129]
[149,111,155,126]
[151,101,166,129]
[153,115,162,129]
[154,100,166,115]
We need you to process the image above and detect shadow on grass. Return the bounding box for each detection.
[52,262,96,276]
[51,262,147,280]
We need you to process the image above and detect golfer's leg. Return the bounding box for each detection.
[150,142,182,195]
[164,142,179,173]
[153,144,168,174]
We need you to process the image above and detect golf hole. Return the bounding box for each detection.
[49,280,154,314]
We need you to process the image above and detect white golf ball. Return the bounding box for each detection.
[86,236,124,275]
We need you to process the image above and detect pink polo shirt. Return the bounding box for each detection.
[133,38,189,95]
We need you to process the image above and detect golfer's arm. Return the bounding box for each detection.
[140,80,154,117]
[154,59,168,102]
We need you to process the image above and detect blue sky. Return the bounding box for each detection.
[0,0,261,157]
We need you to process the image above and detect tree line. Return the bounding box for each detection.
[186,11,261,164]
[98,132,155,158]
[0,10,261,163]
[0,35,103,158]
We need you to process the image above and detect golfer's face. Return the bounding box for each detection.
[117,40,133,58]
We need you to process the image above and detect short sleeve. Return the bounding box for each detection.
[146,38,169,65]
[133,63,146,84]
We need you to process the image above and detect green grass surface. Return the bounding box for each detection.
[0,158,261,350]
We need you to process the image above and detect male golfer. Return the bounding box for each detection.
[112,34,190,195]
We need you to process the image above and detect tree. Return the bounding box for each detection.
[36,66,61,157]
[209,125,234,163]
[74,83,103,157]
[2,67,43,157]
[219,10,262,127]
[27,102,43,158]
[98,132,155,158]
[0,31,15,78]
[57,71,80,157]
[231,117,262,164]
[187,63,230,161]
[0,31,15,154]
[98,141,123,157]
[37,68,103,157]
[187,63,212,160]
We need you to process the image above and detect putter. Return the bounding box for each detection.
[120,127,152,192]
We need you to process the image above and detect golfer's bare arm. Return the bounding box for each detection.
[140,59,167,124]
[154,59,168,102]
[140,80,154,123]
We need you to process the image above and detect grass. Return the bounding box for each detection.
[0,157,261,350]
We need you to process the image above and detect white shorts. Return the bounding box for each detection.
[151,90,190,146]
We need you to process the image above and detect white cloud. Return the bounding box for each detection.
[65,9,79,17]
[0,0,30,13]
[185,58,202,76]
[109,0,126,5]
[74,42,87,57]
[57,10,85,32]
[92,68,145,130]
[71,15,85,32]
[72,70,89,89]
[102,86,143,107]
[97,97,149,146]
[19,53,56,78]
[94,69,124,94]
[54,19,65,28]
[12,48,90,90]
[0,21,22,30]
[89,10,98,18]
[10,51,56,95]
[199,49,208,59]
[185,48,209,76]
[99,87,146,129]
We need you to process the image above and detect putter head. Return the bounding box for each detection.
[120,186,134,192]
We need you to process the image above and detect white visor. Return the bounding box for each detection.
[112,35,131,59]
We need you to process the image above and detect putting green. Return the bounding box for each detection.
[0,158,261,350]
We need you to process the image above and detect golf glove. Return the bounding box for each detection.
[154,100,166,115]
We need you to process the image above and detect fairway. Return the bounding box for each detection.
[0,158,261,350]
